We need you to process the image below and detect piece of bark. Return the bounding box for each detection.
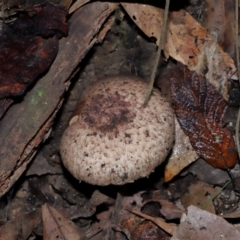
[0,2,116,197]
[0,1,68,118]
[204,0,235,59]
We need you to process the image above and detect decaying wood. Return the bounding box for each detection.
[0,2,116,197]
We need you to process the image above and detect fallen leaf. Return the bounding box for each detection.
[188,158,230,186]
[180,181,220,213]
[221,209,240,219]
[171,205,240,240]
[42,204,82,240]
[0,209,41,240]
[69,0,91,13]
[121,3,163,45]
[61,0,72,9]
[26,151,62,176]
[158,199,185,220]
[171,63,237,169]
[126,209,177,235]
[90,190,114,206]
[165,118,199,182]
[141,198,184,220]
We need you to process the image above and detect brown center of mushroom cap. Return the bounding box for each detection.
[60,75,175,186]
[83,92,136,132]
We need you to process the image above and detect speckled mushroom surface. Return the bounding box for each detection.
[60,75,175,185]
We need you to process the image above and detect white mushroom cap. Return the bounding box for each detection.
[60,75,174,185]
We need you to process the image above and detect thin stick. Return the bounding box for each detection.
[235,0,240,160]
[235,0,240,86]
[143,0,170,107]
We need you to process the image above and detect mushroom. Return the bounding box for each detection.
[60,75,174,185]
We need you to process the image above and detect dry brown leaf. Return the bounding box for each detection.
[165,118,199,182]
[0,209,41,240]
[61,0,72,9]
[122,217,171,240]
[42,204,82,240]
[90,190,114,206]
[85,206,113,239]
[142,198,184,220]
[180,181,221,214]
[26,151,62,176]
[158,199,185,220]
[121,3,236,100]
[188,158,230,186]
[69,0,91,14]
[171,205,240,240]
[220,209,240,219]
[126,209,177,235]
[121,3,163,45]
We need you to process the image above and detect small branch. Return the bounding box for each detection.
[235,0,240,159]
[143,0,170,107]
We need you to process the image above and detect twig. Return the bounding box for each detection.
[235,0,240,86]
[235,0,240,160]
[143,0,170,107]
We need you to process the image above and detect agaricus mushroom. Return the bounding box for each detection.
[60,75,174,185]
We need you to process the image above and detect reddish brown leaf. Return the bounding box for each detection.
[171,63,237,169]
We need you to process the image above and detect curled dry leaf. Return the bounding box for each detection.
[165,118,199,182]
[171,63,237,169]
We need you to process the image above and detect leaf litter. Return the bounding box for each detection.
[0,0,240,239]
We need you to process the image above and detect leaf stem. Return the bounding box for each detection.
[143,0,170,107]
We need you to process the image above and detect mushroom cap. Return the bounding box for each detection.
[60,75,174,185]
